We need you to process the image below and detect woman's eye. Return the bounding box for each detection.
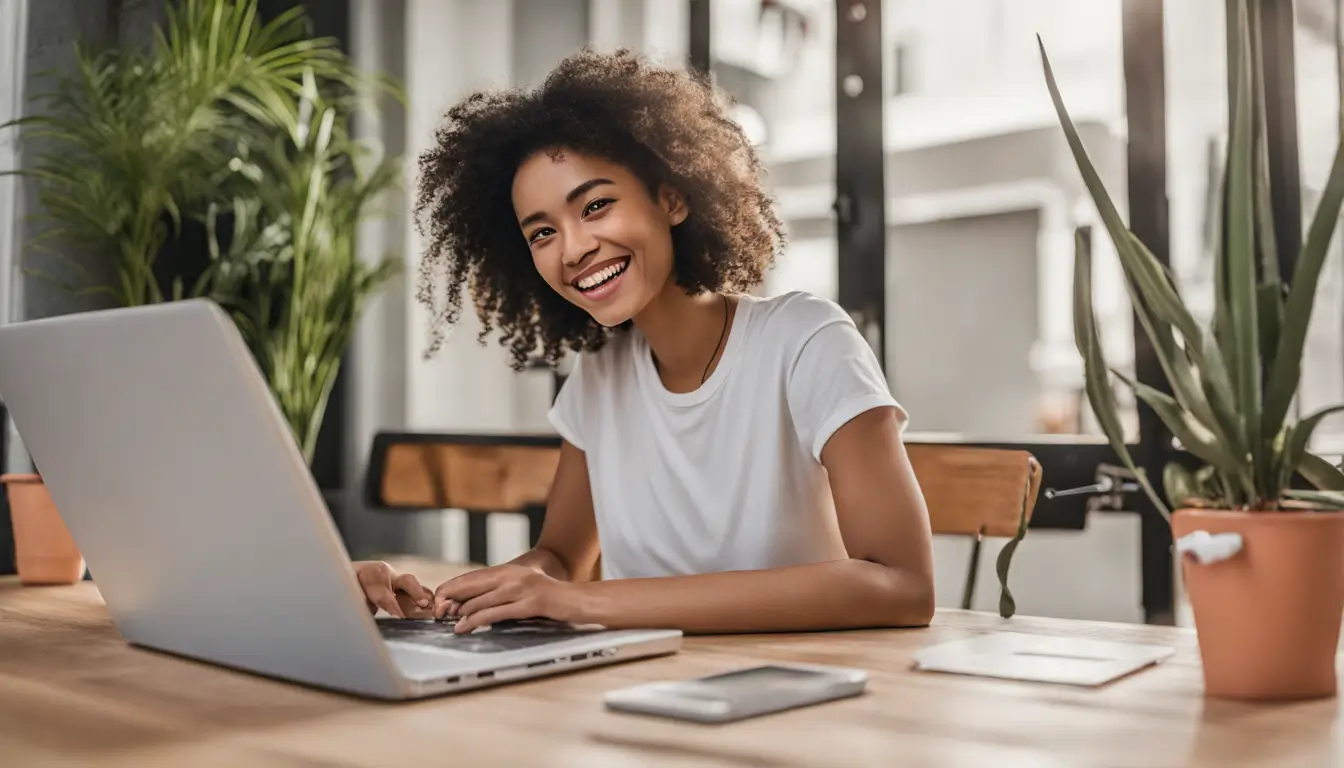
[583,198,614,217]
[528,227,555,244]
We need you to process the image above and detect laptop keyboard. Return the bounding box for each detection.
[377,618,604,654]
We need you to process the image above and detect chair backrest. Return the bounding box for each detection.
[906,443,1042,538]
[368,432,1041,539]
[367,433,561,512]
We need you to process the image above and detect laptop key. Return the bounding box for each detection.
[377,618,603,654]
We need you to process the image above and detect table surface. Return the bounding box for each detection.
[2,558,1340,768]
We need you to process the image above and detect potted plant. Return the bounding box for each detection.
[1,471,85,584]
[4,0,362,307]
[3,0,397,482]
[200,75,402,468]
[1039,0,1344,701]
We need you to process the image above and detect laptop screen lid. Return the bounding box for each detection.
[0,300,404,698]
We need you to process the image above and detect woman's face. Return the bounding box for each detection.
[512,149,687,327]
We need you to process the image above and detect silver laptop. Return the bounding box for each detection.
[0,299,681,699]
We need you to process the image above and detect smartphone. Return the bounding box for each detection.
[603,663,868,724]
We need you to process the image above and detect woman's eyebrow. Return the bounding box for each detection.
[565,178,614,203]
[519,178,616,228]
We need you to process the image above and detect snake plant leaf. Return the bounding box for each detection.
[1297,452,1344,493]
[1072,230,1170,520]
[1040,40,1244,461]
[1163,463,1200,509]
[1193,464,1235,507]
[1282,489,1344,509]
[1112,369,1249,490]
[1197,328,1248,458]
[1257,282,1282,374]
[1113,233,1207,367]
[1245,0,1280,297]
[1262,143,1344,444]
[1122,234,1244,454]
[1280,405,1344,491]
[1223,0,1264,501]
[995,489,1032,620]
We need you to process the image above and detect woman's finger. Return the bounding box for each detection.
[392,572,432,608]
[454,600,534,635]
[456,586,518,620]
[366,581,405,618]
[433,569,502,617]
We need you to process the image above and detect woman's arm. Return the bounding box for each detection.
[436,406,936,634]
[574,406,935,633]
[505,439,601,582]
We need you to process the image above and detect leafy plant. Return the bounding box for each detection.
[4,0,403,466]
[1039,0,1344,516]
[2,0,360,306]
[202,75,401,465]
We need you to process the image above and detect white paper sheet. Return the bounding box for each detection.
[912,631,1175,686]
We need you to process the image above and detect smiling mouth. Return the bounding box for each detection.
[573,257,630,293]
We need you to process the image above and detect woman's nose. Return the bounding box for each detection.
[563,233,600,267]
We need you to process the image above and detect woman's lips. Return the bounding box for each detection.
[573,256,630,301]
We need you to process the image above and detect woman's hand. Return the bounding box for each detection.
[433,564,584,634]
[353,560,434,619]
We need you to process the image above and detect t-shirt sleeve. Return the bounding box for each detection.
[785,304,907,461]
[547,353,588,450]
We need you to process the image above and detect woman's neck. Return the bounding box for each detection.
[634,283,734,393]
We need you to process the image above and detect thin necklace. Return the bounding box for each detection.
[701,293,730,385]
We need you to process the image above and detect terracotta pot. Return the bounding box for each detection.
[1,474,86,585]
[1173,508,1344,701]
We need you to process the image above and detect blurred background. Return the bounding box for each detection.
[1,0,1341,626]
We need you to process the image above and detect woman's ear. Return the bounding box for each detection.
[659,184,689,226]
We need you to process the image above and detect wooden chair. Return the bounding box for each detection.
[365,433,1042,616]
[905,444,1042,617]
[365,433,563,569]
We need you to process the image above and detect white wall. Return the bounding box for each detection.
[404,0,521,436]
[343,0,431,558]
[1,0,28,475]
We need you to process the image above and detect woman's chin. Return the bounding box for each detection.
[587,305,636,328]
[569,287,642,328]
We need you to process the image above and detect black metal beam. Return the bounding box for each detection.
[1259,0,1302,281]
[1121,0,1175,625]
[689,0,711,76]
[834,0,887,366]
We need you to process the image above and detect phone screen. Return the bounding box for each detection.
[675,665,837,701]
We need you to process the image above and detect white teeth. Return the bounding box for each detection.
[576,260,627,290]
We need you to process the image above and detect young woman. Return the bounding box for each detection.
[354,49,935,635]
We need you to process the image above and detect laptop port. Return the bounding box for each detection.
[570,653,589,662]
[477,670,495,679]
[526,659,555,668]
[445,676,460,684]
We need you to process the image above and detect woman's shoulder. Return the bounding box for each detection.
[565,327,641,382]
[741,290,856,341]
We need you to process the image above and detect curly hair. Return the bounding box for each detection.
[412,48,786,370]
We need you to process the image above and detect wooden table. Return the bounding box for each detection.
[2,559,1340,767]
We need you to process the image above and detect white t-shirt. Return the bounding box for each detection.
[547,291,906,581]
